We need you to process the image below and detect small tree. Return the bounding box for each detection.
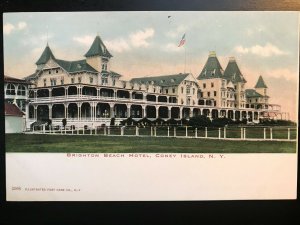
[188,115,211,127]
[62,118,67,128]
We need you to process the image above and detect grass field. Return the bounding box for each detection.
[5,133,297,153]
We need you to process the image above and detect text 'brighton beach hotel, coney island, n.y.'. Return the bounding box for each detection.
[17,34,288,129]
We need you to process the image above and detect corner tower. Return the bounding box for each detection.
[35,44,56,71]
[197,51,224,80]
[85,35,113,72]
[255,75,268,96]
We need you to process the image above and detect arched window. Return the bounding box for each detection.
[6,84,16,95]
[17,85,26,96]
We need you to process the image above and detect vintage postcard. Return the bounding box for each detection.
[4,11,298,201]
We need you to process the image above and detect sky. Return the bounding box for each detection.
[3,12,299,121]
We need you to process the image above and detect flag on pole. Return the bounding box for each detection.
[178,33,186,47]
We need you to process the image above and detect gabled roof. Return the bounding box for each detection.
[84,35,112,58]
[5,103,24,117]
[245,89,263,98]
[36,45,56,65]
[24,72,37,81]
[56,59,98,73]
[224,57,246,83]
[255,75,267,88]
[4,75,32,85]
[130,73,189,87]
[197,51,224,80]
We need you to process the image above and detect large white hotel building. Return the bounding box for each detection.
[17,34,284,129]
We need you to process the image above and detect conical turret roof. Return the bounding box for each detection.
[35,44,56,65]
[84,35,112,58]
[197,51,224,80]
[255,75,267,88]
[224,57,246,83]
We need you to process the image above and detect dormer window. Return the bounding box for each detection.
[56,69,59,73]
[44,79,47,87]
[90,77,93,84]
[171,79,175,83]
[49,70,51,74]
[78,77,82,83]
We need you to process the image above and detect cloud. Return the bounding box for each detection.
[22,34,54,46]
[163,43,184,52]
[234,43,287,57]
[165,25,186,38]
[4,23,15,35]
[130,28,155,48]
[73,35,94,46]
[4,22,27,35]
[74,28,155,52]
[104,38,130,53]
[18,22,27,30]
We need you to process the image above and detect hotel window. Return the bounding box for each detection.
[78,77,82,83]
[49,70,51,74]
[165,89,168,94]
[17,85,26,96]
[61,79,64,85]
[203,83,206,89]
[181,87,184,93]
[51,79,56,86]
[56,69,59,73]
[71,78,74,84]
[44,79,47,87]
[186,87,190,94]
[192,88,195,94]
[112,79,116,86]
[153,88,156,93]
[214,91,217,97]
[172,88,175,93]
[207,92,210,97]
[211,82,214,88]
[90,77,93,84]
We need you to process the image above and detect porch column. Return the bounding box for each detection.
[64,103,68,119]
[129,91,133,100]
[142,105,146,118]
[155,106,159,118]
[179,107,183,119]
[34,90,37,100]
[168,107,171,119]
[109,103,115,118]
[49,104,52,119]
[34,105,37,120]
[65,87,68,99]
[127,104,131,118]
[78,103,82,121]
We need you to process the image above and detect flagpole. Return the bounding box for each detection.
[184,45,186,74]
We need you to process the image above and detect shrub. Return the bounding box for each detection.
[188,115,211,127]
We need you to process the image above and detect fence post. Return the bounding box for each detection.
[195,128,197,138]
[240,127,243,139]
[174,127,176,137]
[72,126,73,135]
[151,126,153,136]
[218,128,221,139]
[95,128,97,135]
[90,128,92,135]
[136,126,139,136]
[270,128,273,140]
[205,127,207,138]
[60,127,62,135]
[108,126,110,135]
[104,127,106,135]
[64,127,66,134]
[224,127,226,139]
[264,128,266,140]
[83,128,85,135]
[185,126,188,137]
[43,125,45,134]
[121,127,124,136]
[154,127,157,136]
[243,128,246,139]
[77,128,79,135]
[288,128,290,140]
[167,126,170,137]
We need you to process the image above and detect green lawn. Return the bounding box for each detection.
[5,133,297,153]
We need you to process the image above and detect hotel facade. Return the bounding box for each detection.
[22,35,285,129]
